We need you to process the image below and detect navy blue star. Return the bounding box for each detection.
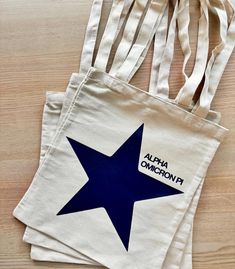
[57,124,183,250]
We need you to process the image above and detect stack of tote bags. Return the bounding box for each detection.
[13,0,235,268]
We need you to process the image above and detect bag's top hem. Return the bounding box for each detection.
[84,67,228,142]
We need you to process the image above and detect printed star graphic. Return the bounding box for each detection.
[57,124,183,250]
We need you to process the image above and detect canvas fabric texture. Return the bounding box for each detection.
[25,86,218,269]
[13,0,235,268]
[13,65,228,269]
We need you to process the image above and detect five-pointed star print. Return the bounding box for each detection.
[57,124,183,250]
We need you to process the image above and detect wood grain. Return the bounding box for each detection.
[0,0,235,268]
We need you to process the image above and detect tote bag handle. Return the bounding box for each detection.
[81,0,134,74]
[149,0,209,102]
[174,0,230,114]
[113,0,168,81]
[149,0,234,121]
[177,0,191,88]
[94,0,134,71]
[192,0,235,118]
[174,0,209,106]
[149,0,189,96]
[117,0,135,36]
[175,0,228,108]
[109,0,151,76]
[149,3,169,95]
[79,0,104,75]
[151,0,179,98]
[93,0,167,81]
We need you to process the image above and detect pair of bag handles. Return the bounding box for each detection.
[78,0,235,119]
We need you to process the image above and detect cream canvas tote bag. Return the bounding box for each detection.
[23,0,148,264]
[26,2,217,267]
[23,0,159,266]
[13,0,235,266]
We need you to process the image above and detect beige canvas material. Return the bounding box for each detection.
[175,0,209,107]
[30,245,96,264]
[191,0,228,116]
[162,181,203,269]
[152,2,233,268]
[23,0,105,264]
[94,0,129,71]
[166,2,235,267]
[161,2,234,268]
[177,0,191,84]
[149,3,169,95]
[151,2,234,268]
[12,63,228,268]
[25,8,224,258]
[116,0,135,35]
[23,1,232,266]
[25,1,169,265]
[28,76,221,269]
[153,0,179,98]
[109,0,151,75]
[24,0,140,265]
[15,65,228,268]
[116,1,169,84]
[13,0,234,266]
[113,0,168,82]
[79,0,104,75]
[193,0,235,117]
[28,96,219,269]
[25,90,99,266]
[156,1,211,267]
[39,92,64,163]
[153,0,209,106]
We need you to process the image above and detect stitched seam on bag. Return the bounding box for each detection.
[36,72,92,178]
[88,68,226,125]
[86,68,228,141]
[157,140,217,267]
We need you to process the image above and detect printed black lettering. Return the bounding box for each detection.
[176,177,184,185]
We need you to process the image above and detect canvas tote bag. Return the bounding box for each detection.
[16,0,233,266]
[25,0,151,264]
[26,1,213,268]
[12,1,174,266]
[25,4,179,265]
[160,1,235,268]
[157,1,235,268]
[13,0,235,266]
[22,0,154,265]
[15,0,234,266]
[23,0,148,263]
[22,0,106,264]
[26,0,169,265]
[28,1,235,268]
[24,0,170,266]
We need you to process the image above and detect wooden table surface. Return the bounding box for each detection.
[0,0,235,268]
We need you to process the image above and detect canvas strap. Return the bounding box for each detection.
[149,0,209,103]
[192,0,235,118]
[94,0,131,71]
[80,0,134,74]
[175,0,209,107]
[178,0,191,85]
[149,4,169,95]
[175,0,228,114]
[79,0,104,75]
[113,0,168,81]
[109,0,151,76]
[122,1,169,82]
[116,0,135,38]
[151,0,179,98]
